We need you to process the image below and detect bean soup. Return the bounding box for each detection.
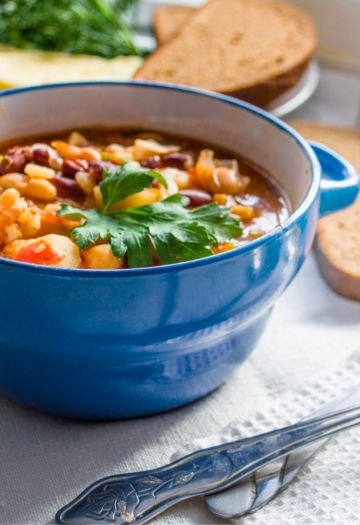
[0,129,290,269]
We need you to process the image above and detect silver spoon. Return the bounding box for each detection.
[56,404,360,525]
[205,384,360,519]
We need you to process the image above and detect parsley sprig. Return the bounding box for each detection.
[0,0,140,57]
[58,162,243,267]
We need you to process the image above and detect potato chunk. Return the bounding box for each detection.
[82,244,124,269]
[2,234,81,268]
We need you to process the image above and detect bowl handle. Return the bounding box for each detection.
[310,141,359,217]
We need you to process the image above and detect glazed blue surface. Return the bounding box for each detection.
[0,83,358,419]
[312,142,360,216]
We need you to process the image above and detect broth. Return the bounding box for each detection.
[0,128,290,269]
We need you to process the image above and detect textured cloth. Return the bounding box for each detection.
[1,252,360,525]
[172,350,360,525]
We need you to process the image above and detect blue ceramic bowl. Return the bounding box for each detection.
[0,82,358,419]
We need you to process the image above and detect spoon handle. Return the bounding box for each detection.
[205,384,360,519]
[56,406,360,525]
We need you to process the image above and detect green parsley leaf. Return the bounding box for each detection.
[100,163,167,213]
[192,203,245,243]
[58,195,243,268]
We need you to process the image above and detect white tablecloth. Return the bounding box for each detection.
[1,67,360,525]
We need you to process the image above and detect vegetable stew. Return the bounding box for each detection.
[0,129,290,269]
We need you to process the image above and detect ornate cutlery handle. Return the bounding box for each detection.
[56,406,360,525]
[56,451,233,524]
[205,383,360,519]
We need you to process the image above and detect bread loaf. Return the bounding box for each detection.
[153,6,193,45]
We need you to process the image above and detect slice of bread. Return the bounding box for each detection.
[136,0,317,107]
[153,6,193,45]
[291,121,360,301]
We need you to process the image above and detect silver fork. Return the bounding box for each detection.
[56,404,360,525]
[205,384,360,519]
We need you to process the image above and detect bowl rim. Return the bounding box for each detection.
[0,80,321,277]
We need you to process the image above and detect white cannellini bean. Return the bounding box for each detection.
[24,163,56,180]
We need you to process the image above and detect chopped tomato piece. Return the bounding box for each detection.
[16,242,61,265]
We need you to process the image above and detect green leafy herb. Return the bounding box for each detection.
[0,0,140,57]
[58,163,243,267]
[100,162,167,213]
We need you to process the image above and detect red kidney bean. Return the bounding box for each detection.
[0,146,31,174]
[33,148,50,167]
[0,153,25,174]
[180,189,212,207]
[2,160,9,175]
[88,160,114,182]
[8,145,32,161]
[24,147,33,163]
[53,176,85,203]
[163,152,193,170]
[62,159,88,178]
[140,156,163,169]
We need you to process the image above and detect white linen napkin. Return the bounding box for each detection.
[170,349,360,525]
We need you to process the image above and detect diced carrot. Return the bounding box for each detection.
[41,213,63,226]
[40,213,79,236]
[51,141,101,161]
[249,231,265,239]
[231,205,256,220]
[213,193,228,205]
[212,242,238,254]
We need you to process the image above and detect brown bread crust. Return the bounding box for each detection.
[153,6,193,45]
[290,122,360,301]
[136,0,317,108]
[223,60,310,107]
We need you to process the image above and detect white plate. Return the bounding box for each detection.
[269,59,320,118]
